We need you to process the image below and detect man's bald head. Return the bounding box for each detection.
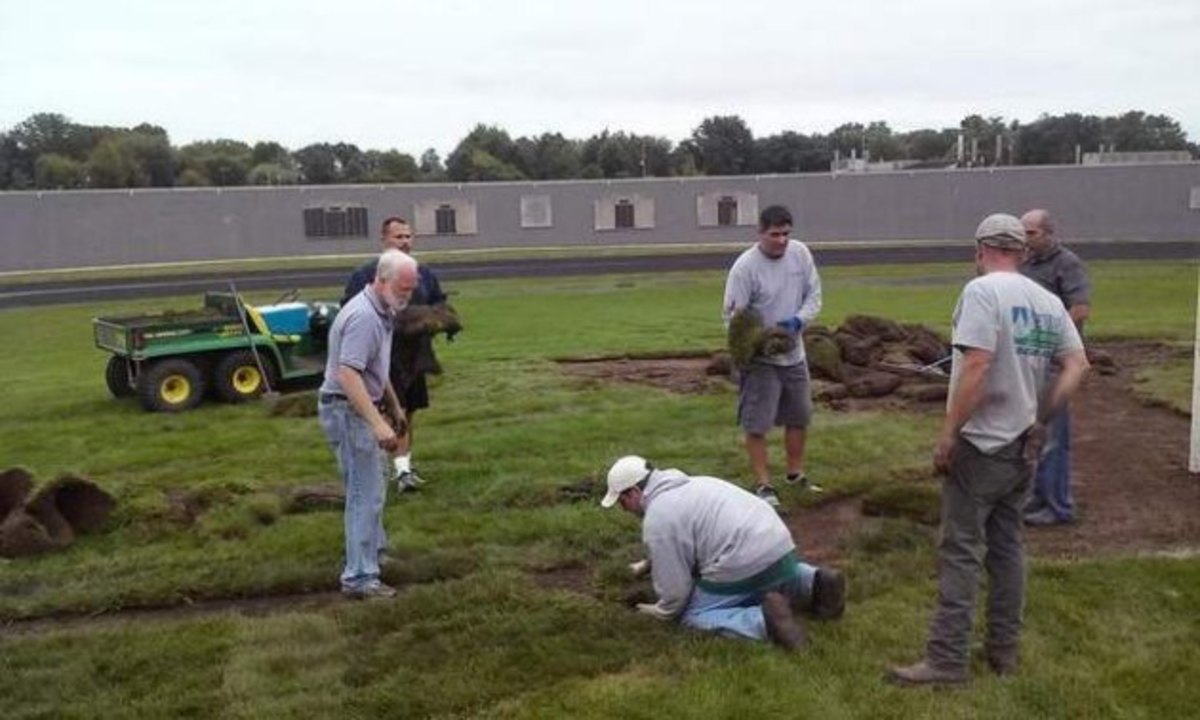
[1020,209,1056,254]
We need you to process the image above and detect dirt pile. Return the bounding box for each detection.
[801,315,952,404]
[0,469,116,558]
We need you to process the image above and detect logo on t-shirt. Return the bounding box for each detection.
[1010,305,1062,358]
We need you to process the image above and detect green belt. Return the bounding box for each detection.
[696,550,800,596]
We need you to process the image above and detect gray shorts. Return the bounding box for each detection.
[737,361,813,435]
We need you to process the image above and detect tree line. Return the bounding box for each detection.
[0,111,1193,191]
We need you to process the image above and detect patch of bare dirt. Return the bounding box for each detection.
[529,566,594,596]
[787,496,866,565]
[560,354,725,395]
[1027,341,1200,558]
[564,341,1200,561]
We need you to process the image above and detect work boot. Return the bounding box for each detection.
[811,568,847,620]
[885,660,968,688]
[761,590,807,652]
[986,647,1019,677]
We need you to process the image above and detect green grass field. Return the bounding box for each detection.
[0,259,1196,718]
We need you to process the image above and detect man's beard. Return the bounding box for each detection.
[381,288,408,313]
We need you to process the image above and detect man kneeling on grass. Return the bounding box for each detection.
[601,455,846,651]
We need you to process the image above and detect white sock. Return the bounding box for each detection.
[393,453,411,476]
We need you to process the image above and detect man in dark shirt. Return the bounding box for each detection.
[343,217,448,491]
[1019,209,1091,526]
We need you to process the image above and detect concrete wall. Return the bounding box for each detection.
[1,163,1197,272]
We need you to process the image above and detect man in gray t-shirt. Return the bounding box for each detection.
[318,249,418,600]
[722,205,823,508]
[888,213,1089,687]
[1019,209,1091,525]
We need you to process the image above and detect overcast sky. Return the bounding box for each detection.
[2,0,1197,156]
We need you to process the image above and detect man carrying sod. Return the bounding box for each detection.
[320,250,419,600]
[723,204,823,508]
[343,216,454,493]
[601,454,846,652]
[887,214,1089,686]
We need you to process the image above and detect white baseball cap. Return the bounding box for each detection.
[601,455,653,508]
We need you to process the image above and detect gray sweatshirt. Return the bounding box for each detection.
[722,240,822,366]
[641,469,796,618]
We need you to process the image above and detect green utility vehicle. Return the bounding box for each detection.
[94,291,339,412]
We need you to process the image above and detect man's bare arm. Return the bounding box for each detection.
[934,348,993,472]
[1041,349,1090,422]
[1068,303,1090,330]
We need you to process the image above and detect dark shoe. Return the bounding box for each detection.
[755,484,782,508]
[761,590,807,652]
[986,649,1019,676]
[811,568,847,620]
[342,582,397,600]
[885,660,967,687]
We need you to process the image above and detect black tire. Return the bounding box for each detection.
[105,355,135,398]
[137,358,205,412]
[213,350,274,403]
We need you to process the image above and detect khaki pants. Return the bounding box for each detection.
[926,436,1030,670]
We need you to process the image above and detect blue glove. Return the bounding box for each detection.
[776,317,804,334]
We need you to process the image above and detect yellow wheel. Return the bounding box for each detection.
[160,374,193,404]
[137,358,205,412]
[232,366,262,394]
[215,350,274,403]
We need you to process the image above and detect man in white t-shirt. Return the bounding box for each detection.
[887,214,1089,686]
[722,205,823,508]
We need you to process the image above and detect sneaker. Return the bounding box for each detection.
[810,568,847,620]
[1023,508,1069,526]
[785,473,824,493]
[761,590,807,652]
[885,660,968,688]
[342,582,397,600]
[755,484,782,508]
[396,471,422,494]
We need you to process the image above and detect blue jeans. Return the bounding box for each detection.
[318,399,388,591]
[681,563,817,641]
[1028,409,1073,521]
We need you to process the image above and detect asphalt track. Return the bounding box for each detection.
[0,240,1194,308]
